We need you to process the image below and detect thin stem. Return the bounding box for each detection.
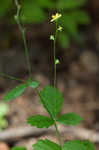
[53,22,58,87]
[54,120,62,148]
[53,21,62,148]
[0,72,25,83]
[14,0,32,79]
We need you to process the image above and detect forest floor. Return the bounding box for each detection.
[0,23,99,150]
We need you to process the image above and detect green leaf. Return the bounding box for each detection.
[56,113,83,125]
[0,103,8,116]
[33,139,61,150]
[11,146,27,150]
[0,0,12,18]
[2,84,27,102]
[20,0,46,23]
[27,79,40,88]
[57,0,86,9]
[27,115,54,128]
[63,140,87,150]
[82,140,95,150]
[40,85,64,119]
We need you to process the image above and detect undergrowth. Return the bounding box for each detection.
[1,0,95,150]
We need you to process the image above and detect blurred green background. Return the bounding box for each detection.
[0,0,90,49]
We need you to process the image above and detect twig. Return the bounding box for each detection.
[0,125,98,143]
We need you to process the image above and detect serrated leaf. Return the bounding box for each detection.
[83,140,95,150]
[56,113,83,125]
[2,84,27,102]
[20,0,46,23]
[40,85,64,119]
[63,140,87,150]
[33,139,61,150]
[57,0,86,9]
[11,146,27,150]
[27,115,54,128]
[0,0,12,18]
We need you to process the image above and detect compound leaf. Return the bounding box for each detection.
[56,113,83,126]
[63,140,87,150]
[2,84,27,102]
[11,146,27,150]
[40,85,64,119]
[27,115,54,128]
[33,139,61,150]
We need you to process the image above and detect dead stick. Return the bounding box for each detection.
[0,125,98,142]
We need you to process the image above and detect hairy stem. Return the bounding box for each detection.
[14,0,32,79]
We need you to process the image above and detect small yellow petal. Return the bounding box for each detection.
[50,13,62,22]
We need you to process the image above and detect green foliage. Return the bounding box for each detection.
[83,140,95,150]
[36,0,54,9]
[0,0,12,18]
[11,146,27,150]
[2,79,40,102]
[56,113,83,125]
[33,139,61,150]
[63,140,87,150]
[40,85,64,119]
[27,115,54,128]
[20,1,46,24]
[63,140,95,150]
[56,0,86,9]
[58,33,70,48]
[2,84,27,102]
[0,103,8,130]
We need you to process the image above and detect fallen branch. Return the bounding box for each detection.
[0,125,98,143]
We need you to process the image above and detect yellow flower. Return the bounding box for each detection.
[57,26,63,31]
[50,13,62,22]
